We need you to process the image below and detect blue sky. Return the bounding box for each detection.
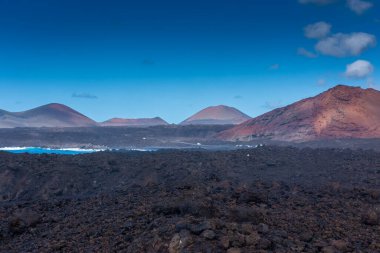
[0,0,379,123]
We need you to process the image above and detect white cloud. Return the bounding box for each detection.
[345,60,374,78]
[297,48,318,58]
[304,22,332,39]
[299,0,336,4]
[315,32,376,57]
[347,0,373,15]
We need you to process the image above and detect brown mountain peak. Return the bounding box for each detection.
[181,105,251,125]
[219,85,380,142]
[0,103,96,128]
[101,117,169,127]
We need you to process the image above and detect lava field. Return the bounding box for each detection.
[0,147,379,252]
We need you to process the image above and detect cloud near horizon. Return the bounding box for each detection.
[302,22,377,58]
[72,93,98,99]
[345,60,374,79]
[315,32,376,57]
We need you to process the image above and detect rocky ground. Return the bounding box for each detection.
[1,125,380,151]
[0,147,380,252]
[0,125,233,149]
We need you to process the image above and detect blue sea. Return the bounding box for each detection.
[0,147,103,155]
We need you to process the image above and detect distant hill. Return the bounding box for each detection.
[101,117,169,127]
[180,105,251,125]
[0,103,96,128]
[219,85,380,142]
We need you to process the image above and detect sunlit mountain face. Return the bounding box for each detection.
[219,85,380,141]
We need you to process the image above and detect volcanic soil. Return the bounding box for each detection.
[0,147,380,252]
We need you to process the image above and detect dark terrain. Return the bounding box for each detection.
[2,125,380,151]
[0,147,379,252]
[0,125,233,149]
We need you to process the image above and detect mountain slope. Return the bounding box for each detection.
[101,117,169,127]
[0,103,96,128]
[180,105,251,125]
[219,85,380,142]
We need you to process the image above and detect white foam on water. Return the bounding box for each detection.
[0,147,106,153]
[0,147,31,151]
[0,147,155,153]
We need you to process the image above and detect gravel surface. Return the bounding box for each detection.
[0,146,379,252]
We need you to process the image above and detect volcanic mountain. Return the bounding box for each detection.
[219,85,380,142]
[101,117,169,127]
[180,105,251,125]
[0,103,96,128]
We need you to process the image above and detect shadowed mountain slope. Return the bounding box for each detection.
[0,103,96,128]
[101,117,169,127]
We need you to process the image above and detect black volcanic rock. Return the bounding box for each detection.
[0,147,379,252]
